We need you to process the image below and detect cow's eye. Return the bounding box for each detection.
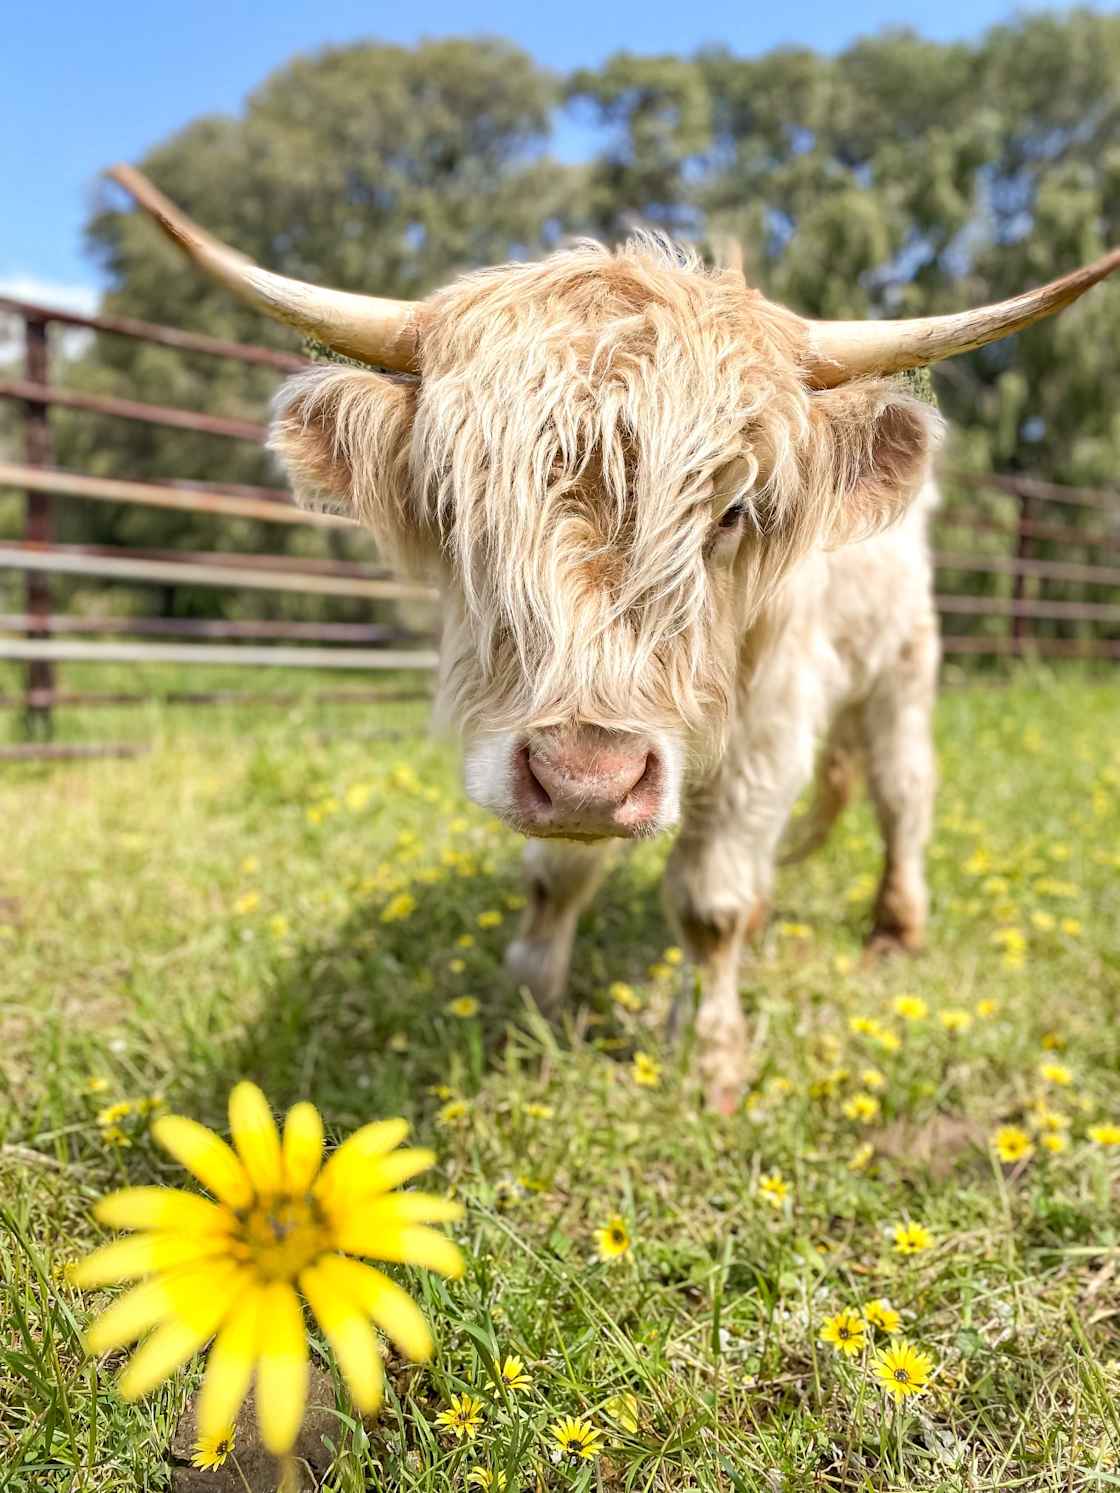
[717,500,749,530]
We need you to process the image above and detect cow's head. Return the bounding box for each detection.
[111,165,1119,841]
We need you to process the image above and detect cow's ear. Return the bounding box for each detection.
[808,382,942,547]
[270,366,434,574]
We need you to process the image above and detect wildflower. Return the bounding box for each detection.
[609,981,642,1011]
[779,921,812,940]
[456,933,476,949]
[96,1101,133,1128]
[436,1393,484,1440]
[467,1469,507,1490]
[438,1100,469,1126]
[873,1026,902,1053]
[850,1016,877,1037]
[863,1299,901,1335]
[849,1142,874,1172]
[975,998,999,1019]
[380,892,416,923]
[240,855,259,876]
[1041,1132,1069,1154]
[477,910,503,929]
[267,914,290,940]
[631,1052,662,1088]
[893,995,928,1022]
[758,1172,789,1207]
[1040,1030,1067,1051]
[891,1221,933,1255]
[500,1354,532,1391]
[604,1391,639,1433]
[872,1341,935,1401]
[550,1416,604,1461]
[101,1125,132,1148]
[938,1008,973,1034]
[647,962,673,981]
[447,996,480,1019]
[594,1216,631,1261]
[345,783,371,812]
[819,1309,867,1356]
[843,1093,881,1124]
[74,1083,462,1455]
[192,1425,235,1470]
[1088,1124,1120,1147]
[449,958,466,974]
[992,1126,1034,1164]
[1030,1102,1069,1132]
[1061,918,1083,937]
[388,1032,409,1054]
[1039,1062,1073,1087]
[523,1103,553,1120]
[232,891,259,916]
[85,1076,110,1094]
[860,1068,886,1091]
[663,946,684,966]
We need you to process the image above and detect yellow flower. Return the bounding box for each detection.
[1041,1132,1069,1154]
[647,961,673,981]
[873,1341,934,1401]
[74,1082,462,1456]
[860,1068,886,1091]
[1030,910,1056,932]
[500,1353,531,1391]
[594,1216,631,1261]
[232,891,259,917]
[85,1076,110,1094]
[380,893,416,924]
[663,946,684,965]
[436,1392,484,1440]
[1088,1124,1120,1147]
[938,1008,973,1034]
[1039,1062,1073,1087]
[446,996,480,1019]
[345,783,371,812]
[862,1299,901,1335]
[477,910,504,929]
[1040,1030,1066,1051]
[604,1391,639,1433]
[96,1101,133,1128]
[892,995,928,1022]
[268,914,290,940]
[843,1093,881,1124]
[449,958,466,974]
[778,921,812,940]
[1061,918,1083,937]
[456,933,476,949]
[100,1125,132,1148]
[992,1126,1034,1164]
[467,1469,507,1490]
[819,1309,867,1356]
[610,981,642,1011]
[848,1142,874,1172]
[891,1221,933,1255]
[758,1171,789,1207]
[631,1052,662,1088]
[550,1415,604,1461]
[388,1031,409,1054]
[191,1424,235,1470]
[975,998,999,1019]
[523,1103,553,1120]
[437,1100,468,1126]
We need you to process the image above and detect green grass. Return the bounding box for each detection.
[2,667,1120,1490]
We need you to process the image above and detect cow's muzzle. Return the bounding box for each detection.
[511,728,667,839]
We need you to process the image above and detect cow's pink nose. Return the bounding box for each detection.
[512,733,663,838]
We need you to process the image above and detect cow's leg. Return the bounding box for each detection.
[863,623,939,954]
[665,755,810,1114]
[505,839,614,1010]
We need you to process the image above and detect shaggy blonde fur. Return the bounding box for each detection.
[269,233,943,1110]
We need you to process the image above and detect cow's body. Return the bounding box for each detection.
[112,163,1119,1110]
[507,481,939,1109]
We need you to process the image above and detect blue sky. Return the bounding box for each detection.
[4,1,1116,307]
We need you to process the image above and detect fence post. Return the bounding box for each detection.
[1011,483,1034,652]
[23,314,54,738]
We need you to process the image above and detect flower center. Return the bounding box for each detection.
[838,1327,850,1339]
[893,1368,910,1383]
[239,1194,329,1281]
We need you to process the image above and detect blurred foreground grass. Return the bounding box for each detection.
[1,665,1119,1490]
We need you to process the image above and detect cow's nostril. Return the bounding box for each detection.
[516,744,553,812]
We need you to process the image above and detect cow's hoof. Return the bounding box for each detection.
[705,1080,745,1116]
[864,927,924,962]
[504,937,566,1013]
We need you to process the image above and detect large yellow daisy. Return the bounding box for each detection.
[75,1082,463,1455]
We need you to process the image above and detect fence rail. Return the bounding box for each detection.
[1,295,1119,759]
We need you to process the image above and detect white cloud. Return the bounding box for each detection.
[0,274,101,365]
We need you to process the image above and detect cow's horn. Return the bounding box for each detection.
[107,164,423,372]
[802,246,1120,388]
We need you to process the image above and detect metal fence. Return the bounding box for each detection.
[0,296,438,759]
[0,295,1118,760]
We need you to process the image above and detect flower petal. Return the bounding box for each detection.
[255,1282,308,1455]
[116,1265,246,1400]
[300,1260,383,1413]
[228,1082,283,1196]
[283,1102,324,1193]
[316,1255,433,1362]
[343,1193,464,1231]
[84,1277,172,1354]
[314,1119,410,1203]
[336,1221,463,1279]
[72,1231,230,1288]
[152,1115,253,1210]
[94,1187,235,1236]
[197,1285,264,1440]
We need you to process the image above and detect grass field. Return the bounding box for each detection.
[2,667,1119,1491]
